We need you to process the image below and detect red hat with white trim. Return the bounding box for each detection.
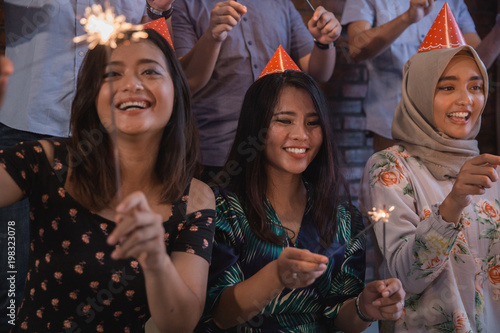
[257,45,301,80]
[418,2,467,53]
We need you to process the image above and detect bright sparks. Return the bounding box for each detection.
[368,206,395,223]
[73,3,148,49]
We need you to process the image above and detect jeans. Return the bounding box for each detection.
[0,123,48,333]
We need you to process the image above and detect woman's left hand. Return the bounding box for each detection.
[360,278,405,321]
[107,191,167,271]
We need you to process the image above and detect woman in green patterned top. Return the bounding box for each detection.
[196,70,405,332]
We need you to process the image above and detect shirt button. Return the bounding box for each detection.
[78,51,85,57]
[248,41,253,45]
[253,64,258,69]
[243,17,247,21]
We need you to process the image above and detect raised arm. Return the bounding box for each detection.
[346,0,435,63]
[464,15,500,69]
[108,179,216,333]
[298,6,341,82]
[0,57,29,207]
[177,1,247,94]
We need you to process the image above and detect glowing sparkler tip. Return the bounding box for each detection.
[74,2,147,50]
[368,206,395,223]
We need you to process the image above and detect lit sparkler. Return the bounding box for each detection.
[73,2,147,49]
[73,2,148,204]
[368,205,394,279]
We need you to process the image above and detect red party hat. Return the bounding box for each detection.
[257,45,301,80]
[418,2,466,53]
[144,18,174,50]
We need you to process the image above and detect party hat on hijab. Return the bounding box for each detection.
[144,18,174,50]
[257,45,301,80]
[418,2,466,53]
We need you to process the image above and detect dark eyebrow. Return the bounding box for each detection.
[438,75,483,82]
[273,111,318,117]
[106,59,164,67]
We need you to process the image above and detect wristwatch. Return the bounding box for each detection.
[314,39,335,50]
[146,1,174,20]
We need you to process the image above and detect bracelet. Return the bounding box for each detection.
[314,39,335,50]
[146,1,174,20]
[355,292,376,323]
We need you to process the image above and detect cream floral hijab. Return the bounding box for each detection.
[391,45,489,180]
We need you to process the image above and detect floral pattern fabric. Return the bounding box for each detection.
[196,186,366,332]
[360,145,500,332]
[0,139,216,332]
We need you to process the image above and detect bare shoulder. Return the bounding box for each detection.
[186,178,215,215]
[38,140,55,165]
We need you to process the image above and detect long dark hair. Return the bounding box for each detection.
[217,70,351,248]
[69,29,199,210]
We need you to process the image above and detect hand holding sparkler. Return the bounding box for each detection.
[208,1,247,42]
[276,247,328,289]
[439,154,500,225]
[356,278,405,321]
[307,6,341,45]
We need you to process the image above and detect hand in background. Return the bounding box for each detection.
[209,1,247,42]
[404,0,436,24]
[307,6,341,45]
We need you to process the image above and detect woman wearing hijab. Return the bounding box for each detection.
[359,12,500,332]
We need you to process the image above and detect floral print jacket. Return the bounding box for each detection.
[360,145,500,333]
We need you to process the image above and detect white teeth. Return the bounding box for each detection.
[448,112,469,119]
[285,148,306,154]
[118,101,148,110]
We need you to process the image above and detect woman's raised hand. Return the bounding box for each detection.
[107,191,167,271]
[276,247,328,289]
[359,278,405,321]
[441,154,500,223]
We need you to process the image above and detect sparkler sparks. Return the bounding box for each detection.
[368,205,394,279]
[73,3,147,49]
[368,205,395,223]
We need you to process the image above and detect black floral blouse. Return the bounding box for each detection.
[0,139,215,332]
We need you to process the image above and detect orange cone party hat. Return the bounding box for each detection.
[144,18,174,50]
[257,45,301,80]
[418,2,466,53]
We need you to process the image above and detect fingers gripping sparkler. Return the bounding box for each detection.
[73,2,148,203]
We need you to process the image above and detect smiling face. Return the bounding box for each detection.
[264,86,323,178]
[433,54,485,139]
[96,39,174,139]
